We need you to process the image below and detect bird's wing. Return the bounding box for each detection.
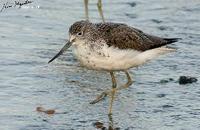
[97,23,179,51]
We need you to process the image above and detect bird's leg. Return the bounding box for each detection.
[90,90,108,104]
[108,113,114,129]
[108,72,117,115]
[90,72,117,107]
[90,71,132,114]
[97,0,105,23]
[118,70,133,90]
[84,0,89,21]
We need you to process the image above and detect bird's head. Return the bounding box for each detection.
[69,20,90,43]
[48,20,95,63]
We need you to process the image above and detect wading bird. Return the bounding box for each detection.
[49,20,180,115]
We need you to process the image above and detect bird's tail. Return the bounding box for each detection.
[164,38,182,44]
[133,47,176,66]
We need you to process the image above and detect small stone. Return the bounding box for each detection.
[36,107,55,115]
[36,107,45,112]
[44,109,55,115]
[156,93,166,98]
[25,15,31,18]
[160,78,174,83]
[160,79,169,83]
[179,76,198,84]
[127,2,137,7]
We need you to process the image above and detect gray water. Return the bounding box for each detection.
[0,0,200,130]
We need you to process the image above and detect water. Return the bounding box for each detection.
[0,0,200,129]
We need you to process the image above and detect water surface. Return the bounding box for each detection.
[0,0,200,130]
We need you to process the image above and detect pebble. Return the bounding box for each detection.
[36,107,55,115]
[179,76,198,85]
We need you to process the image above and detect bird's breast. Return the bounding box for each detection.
[72,41,141,71]
[72,42,106,69]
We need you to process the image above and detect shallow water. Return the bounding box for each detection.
[0,0,200,130]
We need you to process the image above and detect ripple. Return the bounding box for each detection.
[126,2,137,7]
[125,13,137,19]
[162,105,174,109]
[0,0,200,130]
[156,93,166,98]
[151,19,163,24]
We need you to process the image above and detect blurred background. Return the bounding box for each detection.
[0,0,200,129]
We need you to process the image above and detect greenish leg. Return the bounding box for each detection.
[89,91,108,104]
[97,0,105,22]
[108,71,117,115]
[90,72,117,107]
[90,71,132,114]
[117,70,133,90]
[84,0,89,21]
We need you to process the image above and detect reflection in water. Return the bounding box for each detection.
[94,114,120,130]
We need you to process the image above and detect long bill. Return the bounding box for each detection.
[48,40,72,63]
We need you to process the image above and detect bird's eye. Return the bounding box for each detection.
[77,32,82,36]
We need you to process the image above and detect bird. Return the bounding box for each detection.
[84,0,105,22]
[48,20,180,115]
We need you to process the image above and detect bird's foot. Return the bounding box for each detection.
[117,80,133,91]
[90,80,133,105]
[89,88,118,105]
[90,91,109,104]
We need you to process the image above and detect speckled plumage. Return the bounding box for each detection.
[69,20,179,52]
[49,20,180,114]
[66,20,180,71]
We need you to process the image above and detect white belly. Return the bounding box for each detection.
[72,43,141,71]
[72,41,175,71]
